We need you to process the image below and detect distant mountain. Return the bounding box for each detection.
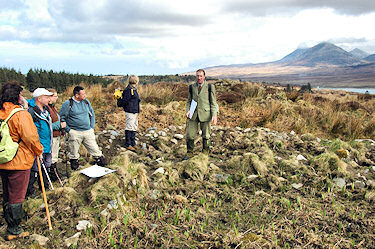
[364,54,375,62]
[184,42,375,87]
[350,48,370,59]
[286,42,362,67]
[278,48,308,63]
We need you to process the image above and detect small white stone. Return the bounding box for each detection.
[297,154,307,161]
[64,232,81,248]
[291,183,303,189]
[76,220,92,231]
[152,167,165,175]
[30,234,49,246]
[174,134,184,140]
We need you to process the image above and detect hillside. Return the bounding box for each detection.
[365,54,375,62]
[285,42,362,67]
[1,80,375,248]
[350,48,370,59]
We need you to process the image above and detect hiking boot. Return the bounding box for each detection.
[126,146,136,152]
[187,139,194,153]
[3,203,24,239]
[5,231,30,241]
[70,159,79,170]
[202,139,211,154]
[95,156,108,166]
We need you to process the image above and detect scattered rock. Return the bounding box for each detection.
[152,167,165,175]
[110,130,120,136]
[171,138,178,144]
[174,134,184,140]
[243,128,251,133]
[64,232,81,248]
[150,189,160,200]
[100,209,109,217]
[246,175,258,181]
[107,200,118,209]
[30,234,49,246]
[209,163,220,171]
[291,183,303,189]
[354,180,366,189]
[76,220,92,231]
[255,190,271,197]
[148,127,157,132]
[296,154,307,161]
[333,178,346,189]
[158,131,167,137]
[213,173,230,183]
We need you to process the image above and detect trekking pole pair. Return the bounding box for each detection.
[39,157,54,190]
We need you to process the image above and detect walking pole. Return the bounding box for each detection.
[37,156,52,230]
[54,167,64,186]
[39,158,54,190]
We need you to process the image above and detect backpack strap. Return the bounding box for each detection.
[4,108,24,123]
[3,108,24,143]
[208,83,212,105]
[68,98,92,117]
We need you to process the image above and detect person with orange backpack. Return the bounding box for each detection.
[0,82,43,241]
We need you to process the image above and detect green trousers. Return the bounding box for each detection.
[186,119,211,140]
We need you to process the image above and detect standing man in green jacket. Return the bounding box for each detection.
[185,69,218,158]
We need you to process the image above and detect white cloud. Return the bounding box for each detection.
[0,0,374,74]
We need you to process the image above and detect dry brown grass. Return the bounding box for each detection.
[60,79,375,141]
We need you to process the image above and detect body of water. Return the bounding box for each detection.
[316,87,375,94]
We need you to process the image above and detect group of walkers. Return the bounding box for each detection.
[0,83,108,240]
[0,69,218,241]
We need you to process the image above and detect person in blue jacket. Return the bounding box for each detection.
[60,86,107,170]
[117,75,141,151]
[26,88,54,197]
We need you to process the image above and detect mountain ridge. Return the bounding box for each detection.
[188,42,375,87]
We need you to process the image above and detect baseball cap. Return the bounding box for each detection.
[33,88,54,98]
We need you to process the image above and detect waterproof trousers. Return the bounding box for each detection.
[0,169,30,235]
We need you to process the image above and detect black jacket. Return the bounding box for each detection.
[117,85,140,113]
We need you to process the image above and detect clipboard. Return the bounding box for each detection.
[189,100,197,119]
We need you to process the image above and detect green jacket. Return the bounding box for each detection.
[186,81,218,122]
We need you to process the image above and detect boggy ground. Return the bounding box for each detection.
[1,80,375,248]
[2,125,375,248]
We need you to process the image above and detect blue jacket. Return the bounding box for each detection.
[117,84,141,113]
[27,98,52,154]
[60,98,95,133]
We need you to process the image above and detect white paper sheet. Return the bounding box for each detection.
[80,165,116,178]
[189,100,197,119]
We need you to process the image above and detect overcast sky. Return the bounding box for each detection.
[1,0,375,75]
